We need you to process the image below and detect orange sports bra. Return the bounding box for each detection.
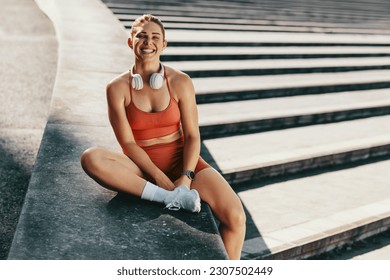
[126,70,181,141]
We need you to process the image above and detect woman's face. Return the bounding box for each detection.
[130,21,167,62]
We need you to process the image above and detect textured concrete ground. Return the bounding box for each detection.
[0,0,57,259]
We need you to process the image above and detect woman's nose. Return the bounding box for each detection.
[143,38,151,45]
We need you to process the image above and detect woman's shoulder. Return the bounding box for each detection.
[107,71,130,92]
[164,65,194,97]
[165,65,191,84]
[106,71,131,104]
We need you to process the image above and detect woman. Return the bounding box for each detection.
[80,14,246,260]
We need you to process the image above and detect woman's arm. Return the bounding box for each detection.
[106,79,175,190]
[171,72,201,188]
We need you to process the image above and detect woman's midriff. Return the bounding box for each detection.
[140,132,210,182]
[135,128,183,147]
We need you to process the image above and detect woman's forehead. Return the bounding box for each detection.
[133,21,163,35]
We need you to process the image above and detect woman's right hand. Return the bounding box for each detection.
[154,171,175,190]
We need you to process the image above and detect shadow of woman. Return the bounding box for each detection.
[106,192,219,235]
[104,193,227,259]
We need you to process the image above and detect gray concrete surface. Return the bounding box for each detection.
[198,88,390,126]
[168,57,390,72]
[0,0,57,259]
[8,124,226,260]
[239,158,390,259]
[115,13,390,32]
[164,29,390,44]
[123,21,390,35]
[106,0,390,29]
[193,70,390,96]
[197,88,390,139]
[204,115,390,175]
[163,46,390,56]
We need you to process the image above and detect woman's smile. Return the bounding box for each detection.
[141,48,155,54]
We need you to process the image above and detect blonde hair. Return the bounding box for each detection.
[131,14,165,40]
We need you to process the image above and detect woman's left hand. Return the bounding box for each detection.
[174,175,192,189]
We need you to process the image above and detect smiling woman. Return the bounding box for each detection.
[80,14,246,260]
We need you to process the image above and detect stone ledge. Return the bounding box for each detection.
[198,88,390,138]
[241,191,390,260]
[202,115,390,184]
[7,124,227,260]
[193,70,390,95]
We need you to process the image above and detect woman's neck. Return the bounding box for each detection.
[134,60,160,77]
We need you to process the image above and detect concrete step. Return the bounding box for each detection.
[122,21,390,35]
[239,158,390,259]
[168,41,390,48]
[8,124,227,260]
[116,14,390,32]
[106,1,390,24]
[165,30,390,46]
[201,115,390,184]
[193,69,390,103]
[350,234,390,260]
[198,88,390,139]
[162,46,390,61]
[308,230,390,259]
[167,57,390,78]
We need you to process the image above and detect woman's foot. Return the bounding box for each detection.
[164,185,201,213]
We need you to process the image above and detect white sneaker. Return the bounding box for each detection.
[164,185,201,213]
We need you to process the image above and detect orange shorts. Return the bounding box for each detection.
[142,138,210,183]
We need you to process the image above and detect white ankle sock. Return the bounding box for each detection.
[141,181,170,204]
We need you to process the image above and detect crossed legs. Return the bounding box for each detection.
[81,147,146,196]
[80,146,246,260]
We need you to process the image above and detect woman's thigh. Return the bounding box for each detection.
[82,146,144,177]
[81,147,148,194]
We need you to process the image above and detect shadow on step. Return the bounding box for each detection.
[107,193,220,235]
[0,144,31,260]
[233,153,390,193]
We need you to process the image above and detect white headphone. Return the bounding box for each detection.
[130,63,165,90]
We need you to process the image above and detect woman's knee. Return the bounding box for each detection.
[224,203,246,230]
[80,146,105,172]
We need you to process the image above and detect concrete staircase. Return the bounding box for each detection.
[102,0,390,259]
[4,0,390,260]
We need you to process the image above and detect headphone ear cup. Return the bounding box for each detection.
[149,73,164,90]
[132,73,143,90]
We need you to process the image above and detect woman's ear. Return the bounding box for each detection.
[162,39,168,51]
[127,37,133,49]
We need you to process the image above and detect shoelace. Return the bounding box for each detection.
[165,201,181,211]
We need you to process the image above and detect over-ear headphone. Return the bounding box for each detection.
[130,63,165,90]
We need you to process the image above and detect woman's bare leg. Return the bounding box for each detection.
[80,146,146,196]
[80,147,201,212]
[191,168,246,260]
